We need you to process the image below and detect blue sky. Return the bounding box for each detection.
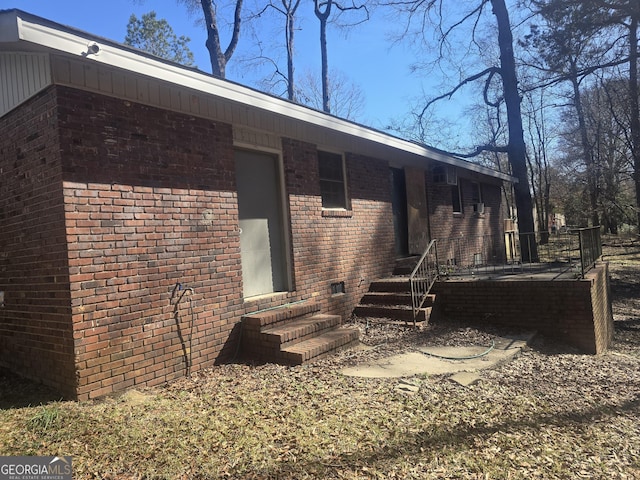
[6,0,474,146]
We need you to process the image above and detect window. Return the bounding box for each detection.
[433,165,446,184]
[452,184,462,214]
[471,182,483,213]
[433,165,457,185]
[318,151,348,209]
[330,281,346,295]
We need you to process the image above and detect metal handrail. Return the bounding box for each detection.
[409,239,439,326]
[433,228,603,279]
[576,226,602,277]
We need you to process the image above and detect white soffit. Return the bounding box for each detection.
[3,9,515,183]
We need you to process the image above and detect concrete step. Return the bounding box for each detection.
[353,304,431,322]
[262,314,341,349]
[360,292,435,307]
[281,327,360,365]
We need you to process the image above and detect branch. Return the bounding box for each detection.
[441,1,487,46]
[455,144,509,158]
[333,0,370,26]
[420,66,501,115]
[224,0,244,62]
[519,55,633,95]
[483,68,501,108]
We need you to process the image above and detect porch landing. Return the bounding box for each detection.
[431,261,614,354]
[354,256,613,355]
[438,262,581,282]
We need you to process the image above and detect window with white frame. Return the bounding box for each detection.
[318,151,348,209]
[471,182,483,213]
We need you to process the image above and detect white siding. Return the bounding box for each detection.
[234,126,280,151]
[0,53,51,117]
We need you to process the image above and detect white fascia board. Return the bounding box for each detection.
[12,10,515,183]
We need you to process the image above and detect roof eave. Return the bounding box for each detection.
[3,9,516,183]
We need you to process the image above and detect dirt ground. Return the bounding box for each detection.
[604,236,640,358]
[0,236,639,480]
[1,236,639,403]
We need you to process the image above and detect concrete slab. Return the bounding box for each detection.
[395,378,422,394]
[450,372,481,386]
[341,331,536,380]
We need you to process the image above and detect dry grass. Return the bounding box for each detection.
[1,237,639,479]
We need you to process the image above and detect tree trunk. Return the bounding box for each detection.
[543,174,551,241]
[201,0,226,77]
[315,0,332,113]
[286,10,296,101]
[629,10,640,229]
[569,63,599,227]
[200,0,243,78]
[319,14,330,113]
[491,0,538,261]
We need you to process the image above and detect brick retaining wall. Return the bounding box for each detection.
[432,262,613,354]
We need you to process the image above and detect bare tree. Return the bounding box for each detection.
[388,0,538,259]
[283,0,303,101]
[315,0,332,112]
[296,69,366,120]
[314,0,369,113]
[523,88,554,242]
[180,0,244,77]
[253,0,303,100]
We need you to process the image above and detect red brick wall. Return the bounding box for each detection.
[58,89,399,399]
[0,88,76,397]
[283,141,396,319]
[3,84,508,399]
[57,86,243,400]
[427,168,503,241]
[432,262,613,354]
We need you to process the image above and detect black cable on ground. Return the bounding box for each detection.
[416,340,496,360]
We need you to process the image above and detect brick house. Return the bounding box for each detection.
[0,10,513,400]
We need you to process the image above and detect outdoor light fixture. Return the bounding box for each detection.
[85,42,100,56]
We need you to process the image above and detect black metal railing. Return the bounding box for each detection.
[576,226,602,277]
[434,227,603,279]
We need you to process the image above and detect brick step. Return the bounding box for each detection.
[262,314,341,349]
[281,327,360,365]
[353,304,431,323]
[368,277,411,293]
[360,292,435,307]
[242,301,359,365]
[242,301,320,330]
